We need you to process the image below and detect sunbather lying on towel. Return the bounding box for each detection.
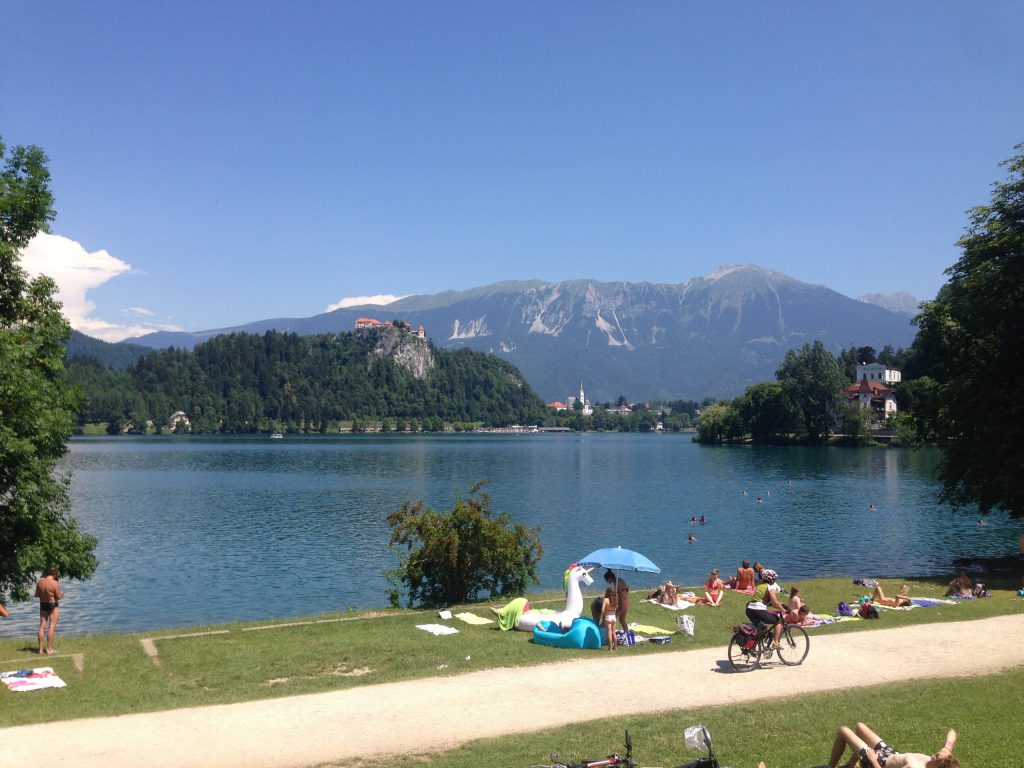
[828,723,958,768]
[647,580,679,606]
[871,584,911,607]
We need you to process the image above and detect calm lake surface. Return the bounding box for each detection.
[3,434,1020,638]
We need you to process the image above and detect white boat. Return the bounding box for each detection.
[270,432,284,439]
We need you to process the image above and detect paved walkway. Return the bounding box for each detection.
[2,614,1022,767]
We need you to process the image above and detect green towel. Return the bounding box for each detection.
[628,622,676,635]
[492,598,530,631]
[492,599,557,631]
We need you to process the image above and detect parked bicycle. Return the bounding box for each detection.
[727,617,809,671]
[530,725,728,768]
[530,730,637,768]
[675,725,720,768]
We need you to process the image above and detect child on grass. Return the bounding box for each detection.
[602,592,618,651]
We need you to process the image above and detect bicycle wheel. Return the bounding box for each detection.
[776,624,809,665]
[727,635,761,671]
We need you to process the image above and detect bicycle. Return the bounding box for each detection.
[674,725,720,768]
[530,724,727,768]
[727,616,809,671]
[530,730,637,768]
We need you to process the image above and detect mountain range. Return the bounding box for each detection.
[92,265,918,402]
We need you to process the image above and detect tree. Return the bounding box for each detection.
[695,402,738,443]
[385,482,543,607]
[0,136,98,602]
[912,144,1024,517]
[856,346,877,365]
[776,341,847,443]
[740,381,798,442]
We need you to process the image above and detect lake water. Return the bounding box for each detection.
[2,434,1020,638]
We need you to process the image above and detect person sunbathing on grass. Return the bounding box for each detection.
[785,603,816,625]
[828,723,958,768]
[872,584,911,607]
[945,570,972,598]
[704,568,724,606]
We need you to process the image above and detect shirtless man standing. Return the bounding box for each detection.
[35,568,64,654]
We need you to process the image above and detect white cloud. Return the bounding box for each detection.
[325,294,405,312]
[19,232,180,342]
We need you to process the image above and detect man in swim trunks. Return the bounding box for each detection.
[35,568,64,654]
[827,723,958,768]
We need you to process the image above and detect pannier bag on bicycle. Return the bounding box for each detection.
[732,623,758,650]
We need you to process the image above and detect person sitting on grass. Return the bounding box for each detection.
[601,592,618,651]
[787,585,805,612]
[704,568,724,606]
[945,570,972,598]
[872,584,911,607]
[729,560,756,592]
[828,723,958,768]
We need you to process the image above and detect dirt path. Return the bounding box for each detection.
[3,614,1023,767]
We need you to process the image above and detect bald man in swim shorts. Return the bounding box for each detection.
[35,568,64,654]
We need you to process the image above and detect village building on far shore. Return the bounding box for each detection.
[845,362,900,420]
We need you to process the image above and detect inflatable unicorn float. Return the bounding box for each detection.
[491,564,594,630]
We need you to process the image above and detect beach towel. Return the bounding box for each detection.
[415,623,460,636]
[646,598,692,611]
[800,613,861,628]
[1,667,66,693]
[911,596,959,605]
[628,622,676,636]
[873,602,918,611]
[729,585,756,595]
[454,612,494,626]
[491,597,529,630]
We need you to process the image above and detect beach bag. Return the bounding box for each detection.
[732,623,758,649]
[837,601,854,617]
[679,614,695,636]
[859,604,879,619]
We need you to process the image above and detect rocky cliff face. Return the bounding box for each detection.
[361,325,434,380]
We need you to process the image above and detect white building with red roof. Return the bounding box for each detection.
[846,365,899,419]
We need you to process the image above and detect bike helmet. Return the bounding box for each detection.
[762,569,778,580]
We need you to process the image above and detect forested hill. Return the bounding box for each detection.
[66,328,547,433]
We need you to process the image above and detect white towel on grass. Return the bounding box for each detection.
[416,623,460,636]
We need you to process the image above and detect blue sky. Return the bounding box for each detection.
[3,2,1022,341]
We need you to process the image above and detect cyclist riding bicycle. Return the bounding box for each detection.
[744,568,786,647]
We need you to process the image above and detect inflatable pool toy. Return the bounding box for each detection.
[493,564,595,631]
[533,617,602,649]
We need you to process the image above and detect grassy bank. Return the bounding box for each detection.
[359,667,1024,768]
[1,576,1022,728]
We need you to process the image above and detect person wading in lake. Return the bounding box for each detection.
[35,568,64,654]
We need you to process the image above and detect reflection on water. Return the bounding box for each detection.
[2,434,1020,637]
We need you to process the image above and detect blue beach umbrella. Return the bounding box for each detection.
[578,547,661,635]
[578,546,661,574]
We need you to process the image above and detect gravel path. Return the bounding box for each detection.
[2,614,1023,767]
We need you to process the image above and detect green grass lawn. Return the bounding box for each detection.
[357,668,1024,768]
[1,576,1021,729]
